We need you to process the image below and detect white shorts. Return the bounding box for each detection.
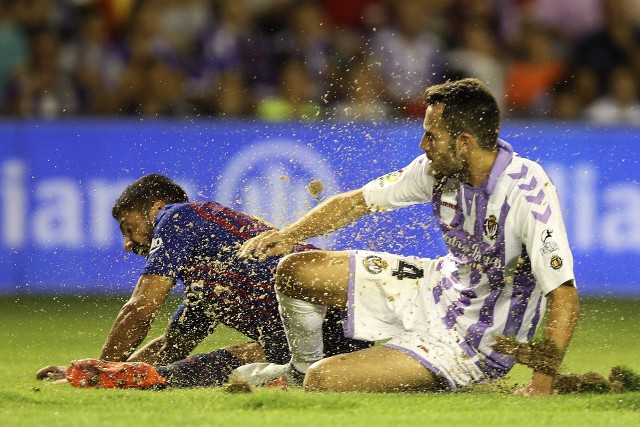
[344,250,485,391]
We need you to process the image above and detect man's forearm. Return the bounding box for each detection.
[99,304,154,361]
[514,283,579,396]
[99,274,173,361]
[282,189,370,241]
[542,283,580,362]
[531,283,580,390]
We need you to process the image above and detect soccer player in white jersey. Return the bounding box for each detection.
[237,78,580,396]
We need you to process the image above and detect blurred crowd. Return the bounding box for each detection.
[1,0,639,123]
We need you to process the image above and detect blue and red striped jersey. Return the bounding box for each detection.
[141,201,312,341]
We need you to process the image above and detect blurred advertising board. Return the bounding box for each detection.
[0,120,638,296]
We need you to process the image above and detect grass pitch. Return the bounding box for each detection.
[0,296,639,426]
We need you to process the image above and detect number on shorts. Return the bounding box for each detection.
[392,260,424,280]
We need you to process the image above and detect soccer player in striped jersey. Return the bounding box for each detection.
[37,174,370,388]
[237,78,580,396]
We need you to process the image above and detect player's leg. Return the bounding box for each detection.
[322,308,373,357]
[304,346,448,392]
[66,295,271,389]
[145,300,214,365]
[157,299,266,386]
[302,251,454,392]
[276,250,350,306]
[65,359,169,389]
[156,342,265,387]
[275,250,350,372]
[65,342,267,389]
[231,250,351,385]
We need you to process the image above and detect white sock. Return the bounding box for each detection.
[276,288,327,373]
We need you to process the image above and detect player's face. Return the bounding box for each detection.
[117,209,155,257]
[419,104,466,180]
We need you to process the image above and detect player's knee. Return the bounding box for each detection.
[303,362,336,392]
[275,252,316,296]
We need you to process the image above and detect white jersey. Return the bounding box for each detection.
[361,139,576,378]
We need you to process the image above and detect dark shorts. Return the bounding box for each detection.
[170,301,372,364]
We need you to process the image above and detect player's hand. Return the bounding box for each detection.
[36,365,68,381]
[239,229,298,261]
[514,373,554,397]
[514,384,551,397]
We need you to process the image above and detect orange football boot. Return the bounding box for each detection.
[66,358,168,389]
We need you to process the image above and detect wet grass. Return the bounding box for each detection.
[0,296,638,426]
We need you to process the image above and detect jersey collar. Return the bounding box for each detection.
[482,139,513,196]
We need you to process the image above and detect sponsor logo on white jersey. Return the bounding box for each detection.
[376,169,404,187]
[540,228,560,255]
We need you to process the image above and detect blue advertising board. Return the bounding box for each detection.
[0,120,638,296]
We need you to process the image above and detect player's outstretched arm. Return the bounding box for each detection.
[99,274,174,361]
[240,189,370,260]
[516,281,580,397]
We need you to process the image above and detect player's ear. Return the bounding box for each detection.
[456,132,472,156]
[148,200,165,219]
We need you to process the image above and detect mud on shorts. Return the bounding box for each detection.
[169,286,372,365]
[344,250,486,391]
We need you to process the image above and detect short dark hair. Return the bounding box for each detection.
[422,78,500,150]
[112,174,188,218]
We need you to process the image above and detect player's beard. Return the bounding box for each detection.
[430,139,466,181]
[131,244,150,258]
[131,216,155,258]
[433,159,466,182]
